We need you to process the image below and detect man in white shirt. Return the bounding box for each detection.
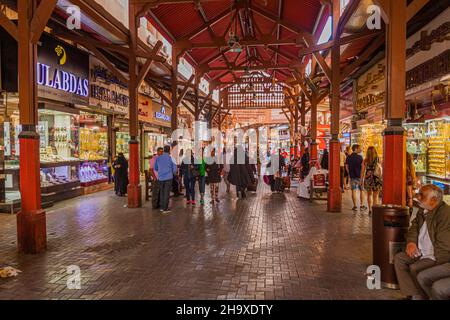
[394,185,450,299]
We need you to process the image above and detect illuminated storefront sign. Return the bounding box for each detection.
[155,106,170,122]
[36,34,90,105]
[37,63,88,96]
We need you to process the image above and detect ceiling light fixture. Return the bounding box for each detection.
[227,2,242,53]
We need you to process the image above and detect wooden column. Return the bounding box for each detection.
[171,50,180,131]
[208,103,213,129]
[310,95,318,162]
[194,76,200,121]
[300,92,306,156]
[16,0,46,254]
[327,0,342,212]
[383,0,407,206]
[294,90,299,158]
[127,3,142,208]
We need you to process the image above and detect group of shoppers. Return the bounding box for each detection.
[179,148,225,205]
[146,145,258,212]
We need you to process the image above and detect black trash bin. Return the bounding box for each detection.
[372,205,410,289]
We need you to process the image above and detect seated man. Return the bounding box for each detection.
[394,185,450,299]
[417,262,450,300]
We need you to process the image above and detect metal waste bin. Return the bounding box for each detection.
[372,205,410,289]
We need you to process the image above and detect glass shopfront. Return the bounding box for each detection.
[2,106,82,209]
[37,108,81,202]
[115,122,131,160]
[142,131,168,171]
[0,32,89,210]
[351,123,385,160]
[79,112,109,186]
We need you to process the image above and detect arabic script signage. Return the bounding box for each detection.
[89,56,128,115]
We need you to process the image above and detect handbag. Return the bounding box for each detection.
[190,165,200,178]
[374,162,382,178]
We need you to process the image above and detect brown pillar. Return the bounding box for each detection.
[208,103,213,129]
[171,50,179,132]
[310,95,318,162]
[127,3,142,208]
[107,115,115,158]
[327,0,342,212]
[294,92,299,158]
[16,0,47,253]
[194,77,200,121]
[383,0,407,206]
[300,92,306,156]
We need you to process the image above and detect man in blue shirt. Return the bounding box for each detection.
[345,144,367,212]
[155,145,177,213]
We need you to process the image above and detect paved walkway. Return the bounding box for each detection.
[0,182,402,300]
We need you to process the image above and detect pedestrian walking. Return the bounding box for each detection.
[113,153,128,197]
[198,151,207,205]
[223,149,231,193]
[346,144,366,212]
[154,145,177,213]
[149,147,163,209]
[228,145,253,198]
[206,149,223,204]
[361,146,382,215]
[320,148,329,170]
[344,145,351,189]
[180,150,199,205]
[340,147,346,192]
[300,147,310,180]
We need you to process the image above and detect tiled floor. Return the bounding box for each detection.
[0,181,402,300]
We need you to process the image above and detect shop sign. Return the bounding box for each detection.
[155,106,170,122]
[138,95,153,123]
[89,56,129,116]
[153,102,172,127]
[355,63,386,113]
[139,81,159,100]
[407,22,450,58]
[406,49,450,89]
[37,34,89,105]
[355,9,450,114]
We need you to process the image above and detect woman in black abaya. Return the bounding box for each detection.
[113,153,129,197]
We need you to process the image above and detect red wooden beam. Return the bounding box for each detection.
[0,9,18,41]
[30,0,57,43]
